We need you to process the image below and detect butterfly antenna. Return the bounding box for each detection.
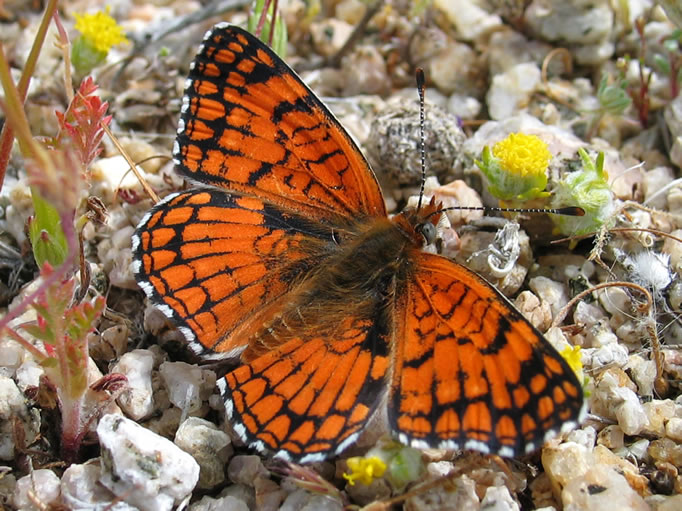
[416,68,426,212]
[428,205,585,219]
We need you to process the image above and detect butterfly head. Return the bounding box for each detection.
[394,196,443,247]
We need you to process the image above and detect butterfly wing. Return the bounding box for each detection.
[132,188,339,356]
[389,252,584,457]
[220,313,391,463]
[175,23,386,221]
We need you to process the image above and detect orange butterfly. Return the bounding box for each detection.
[132,24,584,463]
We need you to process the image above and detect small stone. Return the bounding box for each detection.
[227,455,269,486]
[626,439,651,462]
[190,495,250,511]
[144,406,182,438]
[0,375,39,461]
[0,339,26,378]
[561,464,649,511]
[599,287,630,316]
[254,476,286,510]
[651,494,682,511]
[529,277,569,318]
[112,349,155,421]
[592,371,649,435]
[642,400,676,438]
[175,417,232,489]
[480,485,520,511]
[427,39,479,97]
[159,361,216,415]
[573,301,608,328]
[583,343,629,370]
[341,45,389,96]
[584,321,619,348]
[542,442,592,500]
[515,291,552,332]
[89,324,129,362]
[433,0,503,41]
[565,426,596,450]
[486,62,542,120]
[119,137,163,174]
[666,418,682,442]
[14,360,43,392]
[335,0,366,25]
[525,0,614,44]
[13,469,61,511]
[60,462,132,510]
[649,438,682,467]
[345,475,391,505]
[447,93,481,120]
[97,414,199,511]
[405,474,479,511]
[626,355,657,398]
[309,19,353,56]
[642,166,675,210]
[592,445,650,497]
[597,425,625,449]
[279,488,344,511]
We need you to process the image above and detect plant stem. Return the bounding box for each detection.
[0,0,60,192]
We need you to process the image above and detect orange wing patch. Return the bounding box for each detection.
[175,24,386,222]
[132,188,336,356]
[390,252,584,457]
[220,315,390,463]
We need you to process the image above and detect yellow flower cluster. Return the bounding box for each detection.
[343,456,387,486]
[74,7,128,53]
[492,133,552,178]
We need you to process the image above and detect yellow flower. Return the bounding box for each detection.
[560,345,583,376]
[343,456,387,486]
[74,7,128,53]
[492,133,552,178]
[475,133,551,201]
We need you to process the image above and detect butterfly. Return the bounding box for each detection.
[132,23,585,463]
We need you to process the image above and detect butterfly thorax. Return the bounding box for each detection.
[242,215,423,360]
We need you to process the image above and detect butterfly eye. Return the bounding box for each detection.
[419,222,438,245]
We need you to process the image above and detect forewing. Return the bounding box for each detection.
[132,188,333,357]
[390,252,584,457]
[220,314,391,463]
[175,23,386,221]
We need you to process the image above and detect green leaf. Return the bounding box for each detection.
[29,190,68,268]
[65,296,105,343]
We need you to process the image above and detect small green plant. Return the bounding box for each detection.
[248,0,288,56]
[475,132,552,202]
[72,7,129,76]
[7,267,106,462]
[551,148,615,241]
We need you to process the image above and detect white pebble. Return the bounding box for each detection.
[159,361,216,415]
[112,350,155,420]
[13,469,61,511]
[97,414,199,511]
[561,464,649,511]
[480,485,520,511]
[486,62,542,120]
